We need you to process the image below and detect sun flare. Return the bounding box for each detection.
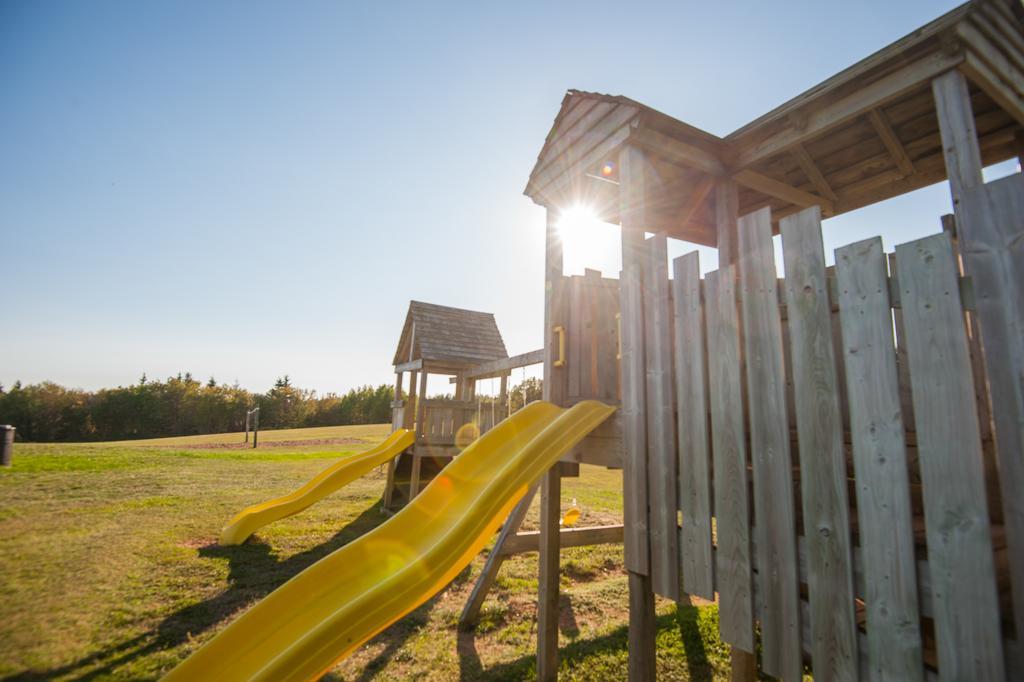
[556,203,618,275]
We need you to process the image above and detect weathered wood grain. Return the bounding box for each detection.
[644,232,680,600]
[673,251,714,600]
[738,207,802,680]
[705,266,755,653]
[956,173,1024,652]
[897,231,1004,680]
[781,206,857,681]
[620,262,648,577]
[835,236,924,682]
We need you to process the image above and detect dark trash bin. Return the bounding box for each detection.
[0,425,14,467]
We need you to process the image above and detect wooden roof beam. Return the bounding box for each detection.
[732,50,965,168]
[790,143,838,202]
[867,107,916,176]
[733,169,835,216]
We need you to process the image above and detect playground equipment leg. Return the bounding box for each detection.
[460,483,539,628]
[536,466,561,681]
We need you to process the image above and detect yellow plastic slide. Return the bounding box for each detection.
[165,400,614,682]
[219,428,415,546]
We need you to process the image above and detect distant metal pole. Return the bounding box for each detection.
[244,411,250,443]
[252,407,259,449]
[0,426,13,467]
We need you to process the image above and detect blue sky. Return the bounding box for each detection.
[1,0,1008,395]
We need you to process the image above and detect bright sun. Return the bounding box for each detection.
[556,204,618,274]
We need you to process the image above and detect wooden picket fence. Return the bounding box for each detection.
[621,185,1023,679]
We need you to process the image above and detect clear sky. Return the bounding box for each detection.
[1,0,1010,396]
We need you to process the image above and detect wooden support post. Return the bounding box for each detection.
[537,468,561,682]
[619,143,657,682]
[932,69,983,218]
[537,207,565,680]
[404,371,418,429]
[716,179,740,268]
[409,371,429,499]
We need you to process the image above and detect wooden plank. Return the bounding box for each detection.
[896,231,1004,680]
[835,237,924,682]
[780,206,857,681]
[704,267,755,652]
[621,265,651,568]
[460,484,539,627]
[644,232,680,600]
[537,467,561,681]
[957,173,1024,649]
[463,349,544,380]
[737,206,801,680]
[867,108,916,176]
[733,168,835,216]
[672,251,714,600]
[394,358,423,373]
[500,524,624,555]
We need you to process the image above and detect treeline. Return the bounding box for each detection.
[0,374,395,443]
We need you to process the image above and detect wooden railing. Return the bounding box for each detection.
[417,399,506,447]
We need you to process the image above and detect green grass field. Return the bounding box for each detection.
[0,424,731,680]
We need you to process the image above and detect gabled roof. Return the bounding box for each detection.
[525,0,1024,245]
[392,301,508,369]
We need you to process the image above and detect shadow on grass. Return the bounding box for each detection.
[2,500,392,681]
[453,600,716,682]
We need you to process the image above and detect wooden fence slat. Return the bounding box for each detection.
[897,231,1004,680]
[835,237,924,682]
[644,233,680,600]
[780,207,858,681]
[705,266,755,652]
[672,251,714,600]
[738,207,802,681]
[958,173,1024,644]
[620,265,649,576]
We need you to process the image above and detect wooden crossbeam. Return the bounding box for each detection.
[791,143,837,201]
[733,168,835,216]
[629,127,726,176]
[463,349,545,380]
[499,524,625,556]
[867,108,916,176]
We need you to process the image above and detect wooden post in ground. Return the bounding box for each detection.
[934,67,1024,657]
[537,207,565,681]
[619,143,657,681]
[714,179,757,682]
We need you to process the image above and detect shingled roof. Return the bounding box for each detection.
[392,301,508,369]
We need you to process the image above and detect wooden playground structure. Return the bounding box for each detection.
[382,1,1024,679]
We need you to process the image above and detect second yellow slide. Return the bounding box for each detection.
[219,428,414,546]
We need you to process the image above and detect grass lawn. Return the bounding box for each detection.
[0,424,732,680]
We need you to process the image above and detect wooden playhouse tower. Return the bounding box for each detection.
[510,1,1024,679]
[383,300,510,508]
